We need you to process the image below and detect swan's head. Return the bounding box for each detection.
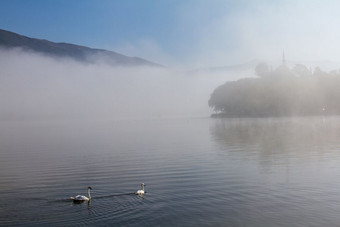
[88,186,92,190]
[141,183,145,186]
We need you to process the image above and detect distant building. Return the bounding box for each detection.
[274,51,293,76]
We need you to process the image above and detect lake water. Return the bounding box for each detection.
[1,116,340,226]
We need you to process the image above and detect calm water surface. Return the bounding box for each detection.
[1,117,340,226]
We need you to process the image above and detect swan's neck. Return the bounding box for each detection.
[88,189,91,200]
[141,185,145,191]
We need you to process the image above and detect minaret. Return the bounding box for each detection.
[282,51,286,66]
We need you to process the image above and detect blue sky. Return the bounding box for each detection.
[1,0,340,67]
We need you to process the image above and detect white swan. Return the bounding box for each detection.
[136,183,145,195]
[71,186,92,201]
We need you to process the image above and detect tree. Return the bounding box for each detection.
[292,64,311,77]
[255,62,270,77]
[209,64,340,117]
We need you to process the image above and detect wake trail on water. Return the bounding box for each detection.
[23,192,138,204]
[51,192,138,203]
[95,192,136,199]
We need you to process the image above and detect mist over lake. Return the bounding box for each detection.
[3,0,340,226]
[2,117,340,226]
[0,48,242,120]
[2,39,340,227]
[2,40,340,227]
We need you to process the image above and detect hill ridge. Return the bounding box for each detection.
[0,28,162,67]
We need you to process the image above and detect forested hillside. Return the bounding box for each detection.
[209,63,340,117]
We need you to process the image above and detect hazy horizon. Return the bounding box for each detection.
[3,1,340,226]
[1,0,340,68]
[1,47,250,120]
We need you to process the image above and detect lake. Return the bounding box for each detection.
[1,116,340,226]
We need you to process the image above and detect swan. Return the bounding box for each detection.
[136,183,146,195]
[71,186,92,202]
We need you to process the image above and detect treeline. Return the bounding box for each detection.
[209,64,340,117]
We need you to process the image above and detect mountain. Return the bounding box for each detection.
[209,59,261,72]
[187,60,261,75]
[0,28,162,67]
[200,59,340,75]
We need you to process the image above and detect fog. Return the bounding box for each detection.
[110,1,340,69]
[2,1,340,121]
[0,48,252,120]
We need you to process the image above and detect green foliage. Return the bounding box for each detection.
[209,65,340,117]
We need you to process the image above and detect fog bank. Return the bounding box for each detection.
[0,49,249,120]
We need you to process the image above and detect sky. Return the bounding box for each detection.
[1,0,340,68]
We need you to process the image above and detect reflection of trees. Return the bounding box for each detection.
[210,117,340,166]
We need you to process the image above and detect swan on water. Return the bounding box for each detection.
[71,186,92,201]
[136,183,145,195]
